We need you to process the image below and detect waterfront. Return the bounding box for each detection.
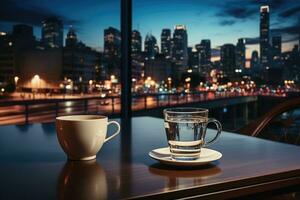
[0,91,294,132]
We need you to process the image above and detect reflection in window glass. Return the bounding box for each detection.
[0,0,121,124]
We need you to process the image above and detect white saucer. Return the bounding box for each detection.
[149,147,222,166]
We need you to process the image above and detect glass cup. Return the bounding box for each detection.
[163,107,222,161]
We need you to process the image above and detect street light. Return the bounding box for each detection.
[14,76,19,92]
[32,74,40,89]
[89,80,93,93]
[14,76,19,85]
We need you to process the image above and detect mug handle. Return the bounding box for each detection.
[204,118,222,147]
[104,121,120,143]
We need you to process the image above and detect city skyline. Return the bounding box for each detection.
[0,0,299,53]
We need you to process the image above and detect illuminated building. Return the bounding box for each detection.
[172,25,188,75]
[64,28,100,84]
[260,5,270,70]
[104,27,121,59]
[0,32,15,82]
[161,29,172,59]
[250,50,260,77]
[235,38,246,70]
[221,44,236,78]
[272,36,281,59]
[187,47,199,72]
[42,17,63,49]
[271,36,282,68]
[0,24,36,82]
[103,27,121,76]
[19,49,63,89]
[132,30,142,57]
[144,54,172,82]
[144,34,158,60]
[66,26,78,48]
[195,39,211,76]
[196,39,211,66]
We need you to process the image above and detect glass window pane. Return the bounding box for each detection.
[0,0,120,124]
[133,0,300,131]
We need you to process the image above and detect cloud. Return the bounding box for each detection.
[271,20,300,36]
[216,0,298,22]
[282,35,299,43]
[247,0,288,10]
[216,6,256,19]
[0,0,79,26]
[219,19,236,26]
[279,6,300,18]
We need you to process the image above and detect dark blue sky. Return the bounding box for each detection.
[0,0,299,59]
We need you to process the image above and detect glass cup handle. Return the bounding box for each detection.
[204,118,222,147]
[104,121,120,143]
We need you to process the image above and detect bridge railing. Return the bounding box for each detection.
[0,92,251,125]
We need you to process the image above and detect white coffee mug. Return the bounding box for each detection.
[56,115,120,160]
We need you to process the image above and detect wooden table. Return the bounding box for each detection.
[1,116,300,199]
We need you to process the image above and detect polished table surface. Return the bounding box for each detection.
[1,116,300,199]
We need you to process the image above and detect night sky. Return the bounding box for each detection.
[1,0,300,61]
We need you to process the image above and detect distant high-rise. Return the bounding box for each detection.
[161,29,172,59]
[236,38,246,70]
[272,36,281,60]
[65,26,77,48]
[260,5,270,69]
[144,34,158,60]
[196,39,211,66]
[188,47,199,70]
[298,33,300,53]
[172,25,188,73]
[42,17,63,48]
[104,27,121,59]
[251,50,260,77]
[103,27,121,76]
[221,44,236,77]
[251,51,259,69]
[132,30,142,56]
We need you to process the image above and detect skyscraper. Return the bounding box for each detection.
[172,25,188,74]
[251,50,260,77]
[298,33,300,53]
[132,30,142,56]
[272,36,281,59]
[196,39,211,66]
[236,38,246,70]
[187,47,199,70]
[144,34,158,60]
[65,26,77,48]
[103,27,121,76]
[104,27,121,59]
[161,29,172,59]
[42,17,63,48]
[251,51,259,68]
[221,44,236,78]
[260,5,270,69]
[0,32,15,82]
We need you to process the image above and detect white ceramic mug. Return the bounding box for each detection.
[56,115,120,160]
